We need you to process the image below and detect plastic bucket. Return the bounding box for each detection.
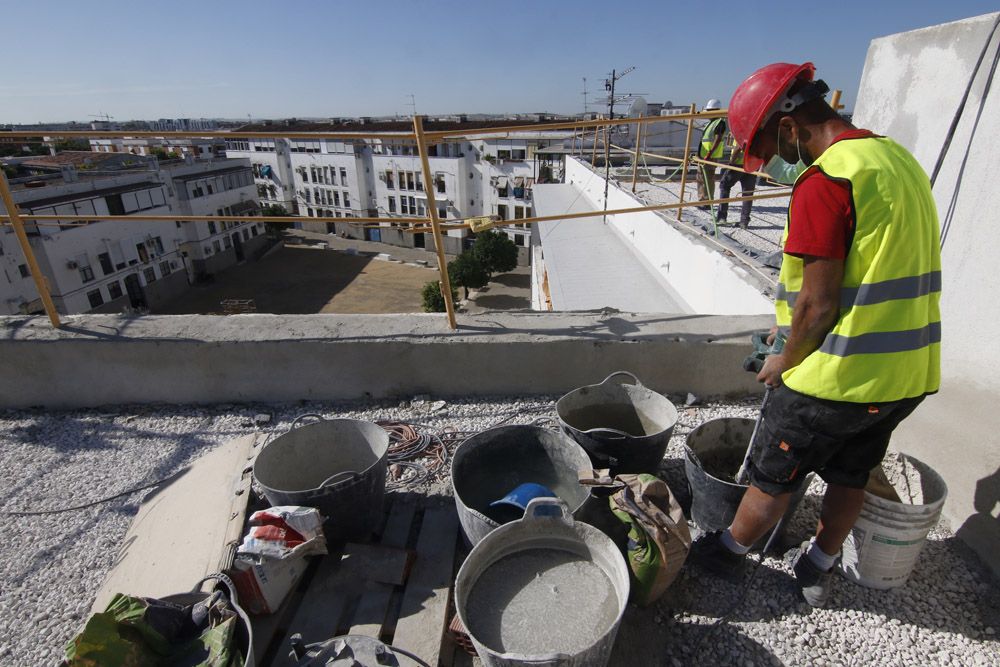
[253,415,389,544]
[455,498,630,667]
[557,372,678,474]
[684,417,808,542]
[840,454,947,589]
[452,425,593,546]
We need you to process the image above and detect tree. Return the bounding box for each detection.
[472,230,518,275]
[421,280,457,313]
[447,251,489,299]
[260,204,291,238]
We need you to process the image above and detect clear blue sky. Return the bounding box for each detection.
[3,1,997,123]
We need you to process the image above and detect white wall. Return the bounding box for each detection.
[564,157,773,315]
[852,12,1000,574]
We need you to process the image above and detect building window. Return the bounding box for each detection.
[388,197,396,213]
[96,253,113,275]
[251,226,258,237]
[343,193,350,208]
[340,167,347,184]
[435,175,446,194]
[87,289,104,308]
[143,267,157,283]
[107,281,123,300]
[160,261,172,276]
[18,264,29,278]
[333,191,340,207]
[208,221,217,234]
[80,265,95,283]
[497,204,508,220]
[514,206,525,220]
[512,149,526,160]
[206,183,214,195]
[498,149,511,160]
[406,172,415,191]
[152,237,164,254]
[224,236,232,249]
[213,240,222,253]
[386,170,394,189]
[243,229,250,241]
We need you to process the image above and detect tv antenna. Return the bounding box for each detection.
[602,66,636,221]
[581,77,589,115]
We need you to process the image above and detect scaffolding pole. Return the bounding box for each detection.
[0,171,61,327]
[412,115,458,330]
[631,115,643,193]
[677,103,697,220]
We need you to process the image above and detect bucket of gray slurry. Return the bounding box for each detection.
[253,414,389,545]
[684,417,808,542]
[455,498,630,667]
[452,425,593,546]
[557,371,678,474]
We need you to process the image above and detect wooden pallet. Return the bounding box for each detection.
[250,491,464,667]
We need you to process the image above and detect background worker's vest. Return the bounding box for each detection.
[775,136,941,402]
[699,118,725,159]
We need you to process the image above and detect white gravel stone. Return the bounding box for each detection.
[2,396,999,666]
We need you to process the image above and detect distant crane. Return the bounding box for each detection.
[88,112,114,123]
[407,94,417,118]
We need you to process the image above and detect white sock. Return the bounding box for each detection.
[720,528,751,555]
[806,537,838,571]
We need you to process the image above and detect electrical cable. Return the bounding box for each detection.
[7,477,169,516]
[929,14,1000,189]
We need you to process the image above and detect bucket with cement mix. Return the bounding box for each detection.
[452,425,593,546]
[684,417,808,540]
[455,498,630,667]
[253,415,389,544]
[557,372,678,474]
[840,453,947,590]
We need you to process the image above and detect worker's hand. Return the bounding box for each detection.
[766,325,779,347]
[756,353,789,388]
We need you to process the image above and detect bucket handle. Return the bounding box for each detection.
[319,470,360,487]
[580,426,632,440]
[288,413,325,431]
[500,655,572,666]
[521,497,573,526]
[596,370,642,388]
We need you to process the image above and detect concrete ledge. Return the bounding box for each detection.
[0,312,772,408]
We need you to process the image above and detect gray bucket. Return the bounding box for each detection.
[455,498,630,667]
[452,425,593,546]
[684,417,808,540]
[557,372,678,474]
[253,415,389,544]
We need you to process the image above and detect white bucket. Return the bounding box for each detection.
[840,454,947,590]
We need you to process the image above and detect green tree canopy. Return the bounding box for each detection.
[447,251,489,299]
[421,280,457,313]
[472,230,518,275]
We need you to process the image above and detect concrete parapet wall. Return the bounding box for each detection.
[0,312,771,409]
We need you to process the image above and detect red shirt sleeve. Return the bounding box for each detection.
[785,170,854,259]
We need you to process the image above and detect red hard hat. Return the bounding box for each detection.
[729,62,815,172]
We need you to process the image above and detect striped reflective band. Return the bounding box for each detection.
[776,271,941,308]
[819,321,941,357]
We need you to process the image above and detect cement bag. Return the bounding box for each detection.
[237,506,327,560]
[609,473,691,606]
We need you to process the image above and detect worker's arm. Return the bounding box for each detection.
[757,255,844,387]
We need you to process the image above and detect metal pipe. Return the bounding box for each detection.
[677,104,697,220]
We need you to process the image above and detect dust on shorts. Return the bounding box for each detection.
[747,385,924,496]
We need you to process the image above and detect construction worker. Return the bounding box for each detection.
[696,99,725,209]
[716,137,758,229]
[691,62,941,608]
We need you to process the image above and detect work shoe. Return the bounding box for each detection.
[689,531,747,582]
[788,541,835,608]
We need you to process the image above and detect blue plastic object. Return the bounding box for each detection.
[489,483,557,511]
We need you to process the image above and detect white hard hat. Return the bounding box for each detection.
[705,99,722,110]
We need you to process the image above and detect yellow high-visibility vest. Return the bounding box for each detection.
[699,119,725,159]
[775,136,941,402]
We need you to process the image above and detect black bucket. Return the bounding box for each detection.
[557,371,678,474]
[684,417,808,541]
[253,415,389,545]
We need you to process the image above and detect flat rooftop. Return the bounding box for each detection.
[533,183,690,312]
[1,396,996,666]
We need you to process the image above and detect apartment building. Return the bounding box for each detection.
[225,119,573,258]
[0,157,267,315]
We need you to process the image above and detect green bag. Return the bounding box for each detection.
[65,575,246,667]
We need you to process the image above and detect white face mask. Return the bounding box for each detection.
[762,154,806,185]
[761,123,807,185]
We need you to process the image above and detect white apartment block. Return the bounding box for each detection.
[0,157,269,315]
[225,120,573,259]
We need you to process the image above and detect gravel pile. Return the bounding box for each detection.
[2,396,998,666]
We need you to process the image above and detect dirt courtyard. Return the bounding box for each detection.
[156,245,436,314]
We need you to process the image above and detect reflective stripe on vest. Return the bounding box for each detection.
[700,119,725,159]
[776,136,942,402]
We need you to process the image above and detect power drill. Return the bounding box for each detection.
[743,330,787,373]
